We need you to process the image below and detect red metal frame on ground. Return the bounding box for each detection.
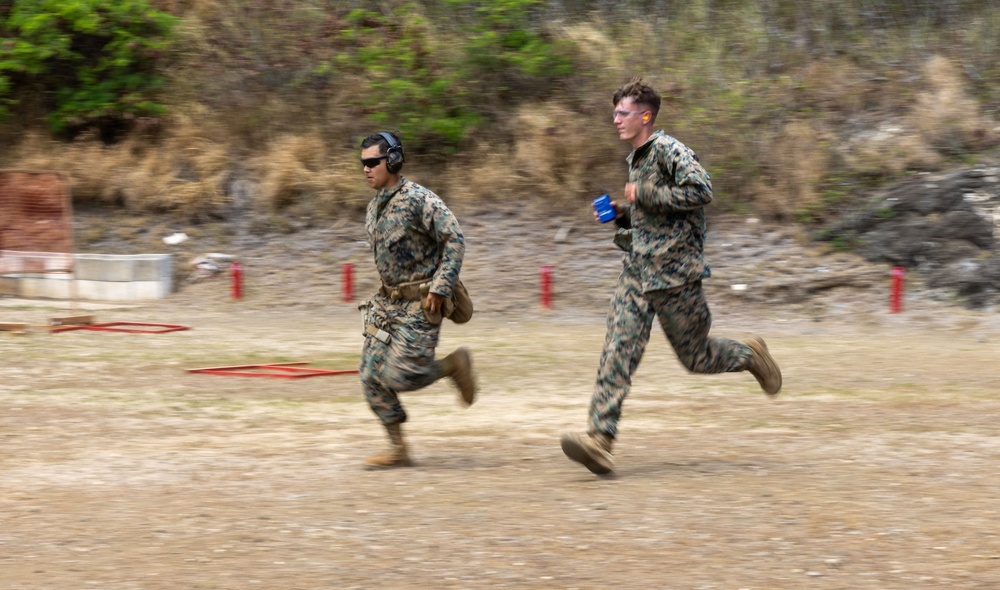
[51,321,191,334]
[186,362,359,379]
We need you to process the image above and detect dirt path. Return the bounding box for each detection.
[3,284,1000,589]
[3,208,1000,589]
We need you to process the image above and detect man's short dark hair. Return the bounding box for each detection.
[613,77,661,120]
[360,131,402,154]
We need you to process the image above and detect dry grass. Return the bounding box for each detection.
[434,100,625,207]
[910,55,999,155]
[4,1,1000,221]
[757,119,833,220]
[831,55,999,182]
[840,120,944,178]
[794,58,911,121]
[437,146,521,205]
[510,103,620,201]
[11,132,123,205]
[559,21,640,75]
[748,53,1000,217]
[254,134,327,211]
[253,134,368,215]
[10,47,997,222]
[126,114,230,217]
[9,112,230,219]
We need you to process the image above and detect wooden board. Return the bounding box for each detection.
[50,314,95,326]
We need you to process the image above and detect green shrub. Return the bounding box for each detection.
[446,0,575,96]
[331,5,482,153]
[0,0,177,137]
[330,0,577,156]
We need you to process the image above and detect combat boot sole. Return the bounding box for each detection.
[363,453,413,470]
[448,347,477,406]
[560,433,614,475]
[746,336,782,396]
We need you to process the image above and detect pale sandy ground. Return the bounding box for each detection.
[2,211,1000,589]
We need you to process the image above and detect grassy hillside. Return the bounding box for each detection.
[2,0,999,225]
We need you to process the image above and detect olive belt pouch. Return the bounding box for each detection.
[419,279,473,325]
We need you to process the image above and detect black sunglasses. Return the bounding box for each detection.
[360,155,388,168]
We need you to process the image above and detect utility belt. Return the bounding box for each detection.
[377,277,429,301]
[360,276,474,342]
[360,277,432,344]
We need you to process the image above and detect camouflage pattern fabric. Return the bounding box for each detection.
[587,130,751,438]
[588,261,655,437]
[365,177,465,298]
[360,177,465,425]
[360,294,442,425]
[623,129,714,292]
[588,272,752,438]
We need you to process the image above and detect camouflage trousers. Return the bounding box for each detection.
[360,293,444,426]
[588,262,752,438]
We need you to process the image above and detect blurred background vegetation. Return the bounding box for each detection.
[1,0,998,225]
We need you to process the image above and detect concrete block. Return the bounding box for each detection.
[18,274,73,299]
[131,281,171,300]
[3,253,173,301]
[0,250,73,273]
[133,255,172,281]
[73,256,106,281]
[75,280,114,301]
[0,276,16,296]
[77,255,134,282]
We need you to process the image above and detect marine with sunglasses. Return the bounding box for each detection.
[356,131,477,469]
[560,78,783,475]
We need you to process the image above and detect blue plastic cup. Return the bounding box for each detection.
[593,194,616,223]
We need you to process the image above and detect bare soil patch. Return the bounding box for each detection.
[2,209,999,589]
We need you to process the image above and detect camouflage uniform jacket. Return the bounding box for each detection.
[365,177,465,298]
[619,129,713,292]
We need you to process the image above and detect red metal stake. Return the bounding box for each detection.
[540,265,553,309]
[342,262,354,303]
[890,266,904,313]
[231,262,243,300]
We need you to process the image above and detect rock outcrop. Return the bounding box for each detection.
[824,167,999,308]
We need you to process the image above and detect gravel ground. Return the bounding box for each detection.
[125,202,975,321]
[3,206,999,589]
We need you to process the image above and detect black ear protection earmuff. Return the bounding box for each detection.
[379,132,404,173]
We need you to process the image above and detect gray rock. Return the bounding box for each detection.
[822,166,1000,308]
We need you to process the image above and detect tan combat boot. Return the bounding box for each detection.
[745,336,782,396]
[560,432,615,475]
[364,423,412,469]
[440,347,477,406]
